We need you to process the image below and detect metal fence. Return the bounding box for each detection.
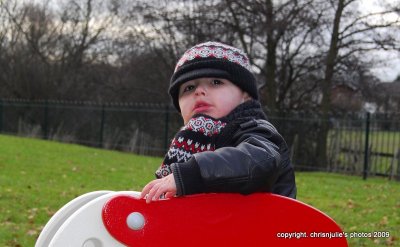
[0,99,183,155]
[0,98,399,180]
[271,111,400,180]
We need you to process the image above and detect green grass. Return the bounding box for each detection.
[0,134,399,246]
[0,134,160,246]
[296,173,400,246]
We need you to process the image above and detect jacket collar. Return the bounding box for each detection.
[221,100,267,122]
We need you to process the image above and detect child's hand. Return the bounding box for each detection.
[140,174,177,203]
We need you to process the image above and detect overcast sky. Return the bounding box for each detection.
[359,0,400,82]
[369,52,400,82]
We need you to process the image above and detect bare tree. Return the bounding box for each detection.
[315,0,400,167]
[127,0,325,112]
[0,0,118,100]
[219,0,324,112]
[0,0,56,98]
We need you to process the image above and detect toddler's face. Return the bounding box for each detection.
[178,78,250,124]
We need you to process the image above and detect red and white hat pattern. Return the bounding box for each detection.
[174,41,252,72]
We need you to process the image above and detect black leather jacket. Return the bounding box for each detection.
[171,117,297,199]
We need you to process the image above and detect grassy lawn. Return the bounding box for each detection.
[296,173,400,246]
[0,134,399,246]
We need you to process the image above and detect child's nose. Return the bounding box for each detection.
[194,84,207,96]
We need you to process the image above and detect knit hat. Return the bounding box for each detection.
[169,41,258,112]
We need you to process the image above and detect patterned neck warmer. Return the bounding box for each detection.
[156,115,227,178]
[155,100,266,178]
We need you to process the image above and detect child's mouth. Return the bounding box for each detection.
[193,102,211,113]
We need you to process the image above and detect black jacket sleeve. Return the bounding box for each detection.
[172,119,296,198]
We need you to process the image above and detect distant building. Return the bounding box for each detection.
[372,80,400,113]
[330,75,400,114]
[330,84,363,112]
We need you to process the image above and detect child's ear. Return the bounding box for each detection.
[243,92,252,102]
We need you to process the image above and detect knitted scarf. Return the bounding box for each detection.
[155,100,267,178]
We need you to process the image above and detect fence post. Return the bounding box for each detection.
[164,104,170,152]
[99,104,106,148]
[43,100,49,139]
[0,99,3,133]
[363,112,370,180]
[397,150,400,181]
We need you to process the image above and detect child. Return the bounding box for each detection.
[140,41,296,203]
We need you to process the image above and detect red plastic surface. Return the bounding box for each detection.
[102,193,348,247]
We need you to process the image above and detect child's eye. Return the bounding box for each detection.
[211,79,223,86]
[183,85,195,93]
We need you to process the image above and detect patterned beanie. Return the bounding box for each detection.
[169,41,258,112]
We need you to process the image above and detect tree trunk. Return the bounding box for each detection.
[316,0,346,168]
[261,0,278,113]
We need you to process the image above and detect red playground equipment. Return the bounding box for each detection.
[36,191,348,247]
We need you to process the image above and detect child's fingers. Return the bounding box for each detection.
[140,179,158,199]
[151,185,166,202]
[145,182,161,203]
[146,181,169,203]
[165,192,175,199]
[141,174,176,203]
[147,181,173,203]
